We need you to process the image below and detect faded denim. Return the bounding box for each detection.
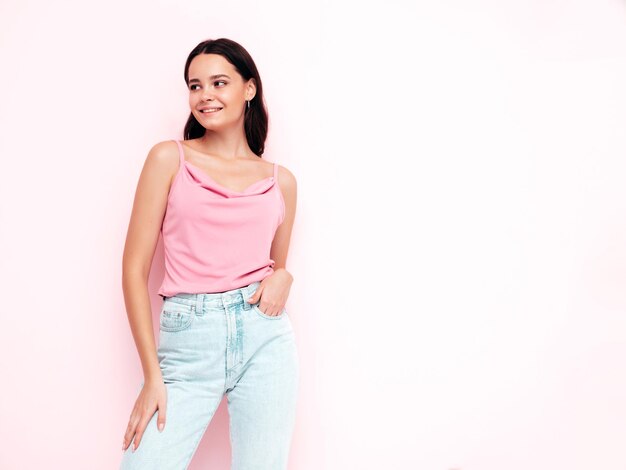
[120,280,299,469]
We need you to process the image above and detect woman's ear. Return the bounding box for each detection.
[246,78,257,100]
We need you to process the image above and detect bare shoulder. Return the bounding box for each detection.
[147,140,179,165]
[276,163,297,192]
[144,140,181,184]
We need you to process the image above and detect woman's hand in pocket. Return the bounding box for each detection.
[246,268,293,316]
[122,378,167,452]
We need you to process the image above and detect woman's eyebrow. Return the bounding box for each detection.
[189,74,231,83]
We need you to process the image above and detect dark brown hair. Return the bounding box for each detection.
[183,38,269,157]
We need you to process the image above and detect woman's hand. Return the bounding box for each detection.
[122,378,167,452]
[246,268,293,316]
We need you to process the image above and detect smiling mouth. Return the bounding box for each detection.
[200,107,223,114]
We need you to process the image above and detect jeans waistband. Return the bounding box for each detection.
[162,280,261,312]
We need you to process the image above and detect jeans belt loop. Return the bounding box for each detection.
[195,293,203,316]
[241,285,252,311]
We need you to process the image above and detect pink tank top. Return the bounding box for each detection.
[157,140,285,297]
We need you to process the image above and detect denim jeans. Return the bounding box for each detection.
[119,280,299,469]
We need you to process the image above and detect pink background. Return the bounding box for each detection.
[1,1,626,469]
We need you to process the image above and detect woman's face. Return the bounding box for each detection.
[187,53,255,130]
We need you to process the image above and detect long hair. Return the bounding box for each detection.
[182,38,269,157]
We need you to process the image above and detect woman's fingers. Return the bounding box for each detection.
[254,289,282,316]
[258,302,284,316]
[131,410,155,451]
[122,409,139,451]
[122,381,167,452]
[266,300,286,316]
[157,397,167,432]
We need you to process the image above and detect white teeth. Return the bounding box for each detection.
[201,108,222,113]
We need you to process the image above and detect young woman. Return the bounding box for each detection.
[119,38,299,469]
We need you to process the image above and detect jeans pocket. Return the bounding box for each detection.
[160,302,196,332]
[252,303,286,320]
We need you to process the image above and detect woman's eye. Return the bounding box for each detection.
[190,81,226,91]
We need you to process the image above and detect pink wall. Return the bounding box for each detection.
[1,1,626,469]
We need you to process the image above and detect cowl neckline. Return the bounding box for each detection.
[184,160,276,198]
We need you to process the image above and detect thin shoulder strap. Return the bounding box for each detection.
[273,162,279,182]
[174,140,185,167]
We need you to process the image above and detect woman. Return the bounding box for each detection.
[119,38,299,469]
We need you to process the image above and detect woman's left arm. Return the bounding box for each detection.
[246,165,297,316]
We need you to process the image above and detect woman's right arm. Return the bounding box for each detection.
[122,141,178,383]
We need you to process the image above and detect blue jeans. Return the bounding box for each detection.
[120,280,299,469]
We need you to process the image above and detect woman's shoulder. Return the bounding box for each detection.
[274,162,297,190]
[146,140,181,164]
[143,140,182,182]
[149,139,180,155]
